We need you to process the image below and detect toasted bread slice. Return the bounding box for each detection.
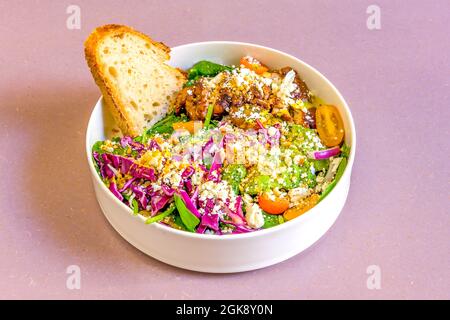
[85,24,186,136]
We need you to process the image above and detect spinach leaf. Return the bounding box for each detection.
[131,198,139,215]
[185,60,232,87]
[319,157,348,202]
[183,79,197,88]
[334,157,347,182]
[208,119,219,129]
[141,113,189,140]
[173,194,200,232]
[91,141,105,175]
[262,212,285,229]
[145,204,175,224]
[92,141,105,154]
[341,144,351,158]
[313,159,329,172]
[92,140,127,156]
[173,214,187,231]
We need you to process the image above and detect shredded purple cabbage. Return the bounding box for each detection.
[118,177,137,193]
[220,217,254,233]
[131,184,148,209]
[234,196,244,218]
[161,185,176,196]
[148,139,161,151]
[178,190,201,218]
[181,166,195,179]
[93,132,263,235]
[198,213,219,233]
[109,182,123,201]
[207,152,222,182]
[184,179,193,194]
[120,136,145,152]
[150,193,171,216]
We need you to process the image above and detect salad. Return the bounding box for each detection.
[92,56,349,235]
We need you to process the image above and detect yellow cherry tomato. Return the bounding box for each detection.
[316,105,345,147]
[172,121,203,134]
[283,194,320,221]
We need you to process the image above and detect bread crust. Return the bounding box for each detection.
[84,24,184,136]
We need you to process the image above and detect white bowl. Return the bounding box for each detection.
[86,42,356,273]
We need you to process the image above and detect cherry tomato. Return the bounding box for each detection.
[172,121,203,134]
[315,105,345,147]
[258,192,290,215]
[283,194,320,221]
[240,56,269,75]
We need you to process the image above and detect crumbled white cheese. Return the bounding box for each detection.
[197,180,238,217]
[245,203,264,229]
[275,70,298,106]
[242,193,253,205]
[162,171,182,187]
[191,171,203,185]
[267,126,277,137]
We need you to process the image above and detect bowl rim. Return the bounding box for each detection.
[85,40,356,241]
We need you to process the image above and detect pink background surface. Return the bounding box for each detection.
[0,0,449,299]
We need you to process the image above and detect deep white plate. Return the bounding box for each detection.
[86,42,356,273]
